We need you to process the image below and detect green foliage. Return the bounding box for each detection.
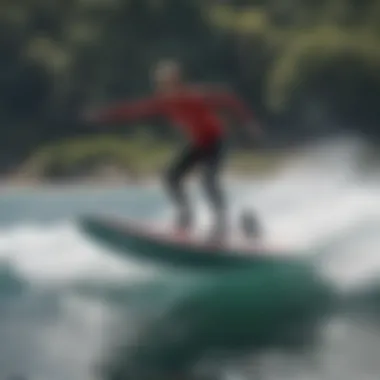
[267,27,380,111]
[1,0,380,175]
[22,133,283,179]
[208,3,380,112]
[23,133,174,178]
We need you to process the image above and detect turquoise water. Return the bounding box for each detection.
[1,136,380,380]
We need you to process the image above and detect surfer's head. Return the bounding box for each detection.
[152,59,183,93]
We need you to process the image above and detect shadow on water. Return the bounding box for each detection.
[81,262,380,380]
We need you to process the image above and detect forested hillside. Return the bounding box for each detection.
[1,0,379,174]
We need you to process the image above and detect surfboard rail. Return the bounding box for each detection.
[79,216,300,269]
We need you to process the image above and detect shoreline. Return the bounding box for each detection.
[0,170,274,192]
[1,148,293,191]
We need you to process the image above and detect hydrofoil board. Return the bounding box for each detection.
[79,216,299,269]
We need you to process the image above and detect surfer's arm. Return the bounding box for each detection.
[85,97,163,124]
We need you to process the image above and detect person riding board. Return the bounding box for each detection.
[85,59,261,240]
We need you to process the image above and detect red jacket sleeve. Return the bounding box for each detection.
[94,97,163,124]
[203,91,254,123]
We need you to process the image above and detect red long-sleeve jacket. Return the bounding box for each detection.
[92,87,254,146]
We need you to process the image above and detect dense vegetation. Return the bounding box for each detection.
[1,0,379,176]
[17,133,286,180]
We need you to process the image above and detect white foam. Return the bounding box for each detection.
[0,135,380,379]
[0,221,151,286]
[1,135,379,289]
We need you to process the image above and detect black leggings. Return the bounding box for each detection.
[165,139,226,230]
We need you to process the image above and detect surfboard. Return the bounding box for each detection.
[79,216,299,269]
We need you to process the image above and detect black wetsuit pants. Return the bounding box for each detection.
[164,138,226,234]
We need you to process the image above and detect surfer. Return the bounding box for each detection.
[85,59,261,240]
